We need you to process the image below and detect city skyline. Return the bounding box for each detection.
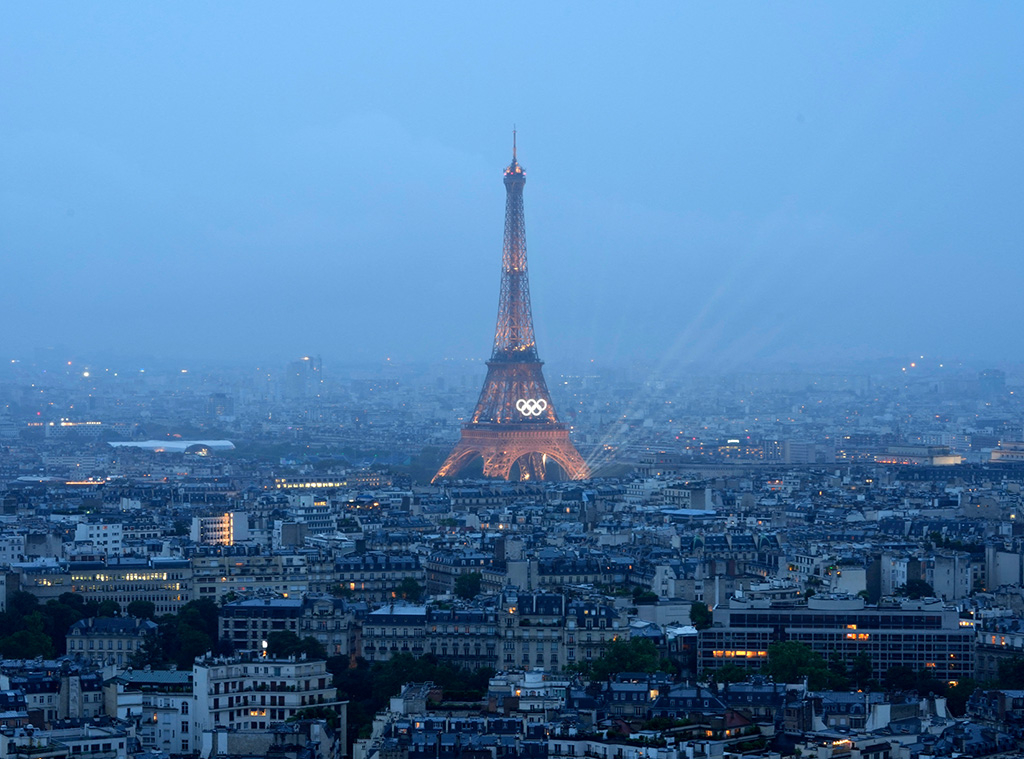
[3,6,1024,746]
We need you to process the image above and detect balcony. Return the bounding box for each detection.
[9,742,69,759]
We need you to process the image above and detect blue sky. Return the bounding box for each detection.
[2,3,1022,369]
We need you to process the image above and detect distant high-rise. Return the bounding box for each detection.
[285,355,323,401]
[434,138,588,482]
[206,392,234,419]
[979,368,1006,398]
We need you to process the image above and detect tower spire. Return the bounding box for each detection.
[495,133,533,360]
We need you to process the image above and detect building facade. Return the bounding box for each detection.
[68,558,191,615]
[219,595,358,657]
[66,616,159,668]
[192,653,337,734]
[699,594,974,684]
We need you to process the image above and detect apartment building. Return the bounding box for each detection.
[334,552,423,603]
[65,616,159,668]
[424,608,497,670]
[361,604,428,662]
[699,594,974,684]
[192,653,337,734]
[190,512,250,546]
[499,591,627,672]
[103,668,194,755]
[424,550,491,595]
[68,557,191,615]
[361,604,497,670]
[72,522,123,556]
[219,595,358,657]
[191,549,331,602]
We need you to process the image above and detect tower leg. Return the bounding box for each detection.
[433,443,482,483]
[517,452,546,481]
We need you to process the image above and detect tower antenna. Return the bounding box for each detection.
[513,125,517,161]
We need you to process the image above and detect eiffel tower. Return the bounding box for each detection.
[434,136,589,482]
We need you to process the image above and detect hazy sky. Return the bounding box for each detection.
[3,3,1022,370]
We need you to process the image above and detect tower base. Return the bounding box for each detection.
[433,424,589,482]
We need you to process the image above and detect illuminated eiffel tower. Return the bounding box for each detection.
[434,136,589,482]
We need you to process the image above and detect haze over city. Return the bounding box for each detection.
[3,4,1022,370]
[8,6,1024,759]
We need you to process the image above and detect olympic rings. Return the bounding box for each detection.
[516,398,548,416]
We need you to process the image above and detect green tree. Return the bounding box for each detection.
[395,578,424,603]
[127,600,156,620]
[267,630,328,660]
[0,592,99,658]
[364,653,494,704]
[175,625,213,669]
[288,705,341,730]
[332,657,375,745]
[707,663,747,684]
[914,669,947,697]
[764,641,842,690]
[130,631,168,669]
[42,600,86,646]
[8,591,39,618]
[641,716,691,731]
[58,593,88,613]
[690,602,712,630]
[570,638,670,681]
[331,654,494,749]
[632,589,659,605]
[895,579,934,599]
[946,679,977,717]
[882,664,918,692]
[0,612,54,659]
[827,651,852,691]
[178,599,219,641]
[97,600,121,617]
[631,586,653,602]
[997,657,1024,688]
[849,652,875,690]
[150,598,221,669]
[881,665,945,696]
[454,572,482,600]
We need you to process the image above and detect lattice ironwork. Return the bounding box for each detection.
[434,139,589,483]
[435,425,589,481]
[491,147,536,361]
